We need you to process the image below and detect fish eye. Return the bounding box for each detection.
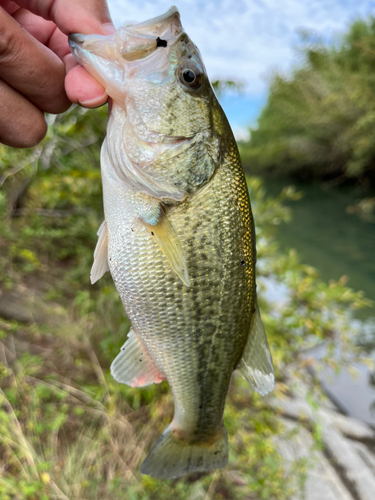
[178,63,203,90]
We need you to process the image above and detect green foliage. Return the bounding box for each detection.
[0,106,370,499]
[239,17,375,184]
[346,196,375,221]
[211,80,244,97]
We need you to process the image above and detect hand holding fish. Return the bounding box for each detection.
[0,0,114,147]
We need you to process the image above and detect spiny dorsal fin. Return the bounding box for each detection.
[238,304,275,396]
[111,329,165,387]
[90,221,110,284]
[142,212,190,287]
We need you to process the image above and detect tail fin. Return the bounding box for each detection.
[140,424,228,479]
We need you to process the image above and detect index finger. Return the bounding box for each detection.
[14,0,113,35]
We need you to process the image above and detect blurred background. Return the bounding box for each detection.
[1,1,375,499]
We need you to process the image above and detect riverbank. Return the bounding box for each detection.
[273,366,375,500]
[260,177,375,323]
[256,177,375,429]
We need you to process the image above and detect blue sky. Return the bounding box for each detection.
[107,0,375,139]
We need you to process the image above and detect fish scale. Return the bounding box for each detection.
[69,6,274,479]
[105,142,255,438]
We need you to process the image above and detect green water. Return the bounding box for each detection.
[262,178,375,424]
[263,178,375,322]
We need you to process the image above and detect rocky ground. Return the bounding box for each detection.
[273,375,375,500]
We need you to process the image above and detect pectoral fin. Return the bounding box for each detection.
[111,328,165,387]
[142,212,190,287]
[90,221,110,284]
[238,304,275,396]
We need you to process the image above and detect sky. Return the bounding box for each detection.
[107,0,375,139]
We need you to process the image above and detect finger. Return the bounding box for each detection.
[64,65,107,107]
[0,8,70,114]
[15,0,114,35]
[46,27,108,107]
[48,21,113,107]
[15,1,115,107]
[12,7,56,45]
[0,78,47,148]
[1,1,20,16]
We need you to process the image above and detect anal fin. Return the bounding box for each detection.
[142,211,190,287]
[238,304,275,396]
[111,329,165,387]
[90,221,110,284]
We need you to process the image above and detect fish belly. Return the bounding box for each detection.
[104,144,256,440]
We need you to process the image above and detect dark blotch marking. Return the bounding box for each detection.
[156,37,168,48]
[240,260,245,267]
[131,228,134,232]
[151,231,154,236]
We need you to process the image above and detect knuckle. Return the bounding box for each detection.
[0,27,20,63]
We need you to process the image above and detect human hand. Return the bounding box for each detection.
[0,0,114,148]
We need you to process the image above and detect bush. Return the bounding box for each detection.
[239,17,375,185]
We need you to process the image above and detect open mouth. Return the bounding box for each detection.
[68,6,183,64]
[68,7,185,94]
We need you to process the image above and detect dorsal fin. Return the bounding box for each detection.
[238,304,275,396]
[111,329,165,387]
[90,221,110,284]
[142,211,190,287]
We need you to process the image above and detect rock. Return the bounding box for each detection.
[272,372,375,500]
[275,419,353,500]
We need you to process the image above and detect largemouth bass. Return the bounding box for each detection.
[69,6,274,479]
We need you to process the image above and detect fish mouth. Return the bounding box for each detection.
[121,5,182,41]
[68,7,183,94]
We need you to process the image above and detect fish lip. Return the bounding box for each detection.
[68,33,117,58]
[130,5,179,28]
[68,33,84,58]
[68,33,85,45]
[124,6,182,39]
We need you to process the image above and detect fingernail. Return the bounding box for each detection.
[103,23,117,35]
[79,92,108,108]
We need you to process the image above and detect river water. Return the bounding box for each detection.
[262,178,375,425]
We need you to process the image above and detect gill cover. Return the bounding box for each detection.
[69,6,218,203]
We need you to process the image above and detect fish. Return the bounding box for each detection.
[68,6,274,480]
